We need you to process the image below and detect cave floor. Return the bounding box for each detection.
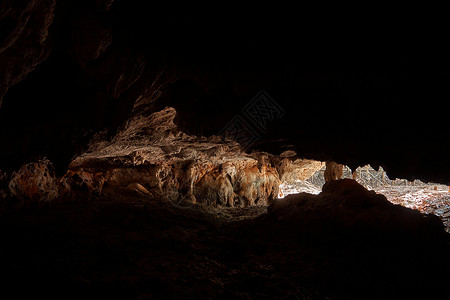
[1,189,449,299]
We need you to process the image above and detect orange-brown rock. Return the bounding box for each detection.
[324,161,343,183]
[66,107,284,206]
[270,153,324,183]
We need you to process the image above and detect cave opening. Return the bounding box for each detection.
[1,2,449,297]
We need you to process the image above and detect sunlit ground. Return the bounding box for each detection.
[278,165,450,232]
[277,180,321,198]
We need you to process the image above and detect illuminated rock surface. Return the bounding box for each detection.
[66,107,322,207]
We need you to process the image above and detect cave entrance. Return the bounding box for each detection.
[278,164,450,232]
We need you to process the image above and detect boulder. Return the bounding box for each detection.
[8,158,59,206]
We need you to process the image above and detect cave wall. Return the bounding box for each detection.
[1,0,449,185]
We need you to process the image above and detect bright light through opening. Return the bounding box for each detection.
[277,180,321,198]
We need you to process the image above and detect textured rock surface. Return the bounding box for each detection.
[323,161,343,183]
[8,158,59,206]
[67,107,293,206]
[61,106,328,207]
[270,152,324,183]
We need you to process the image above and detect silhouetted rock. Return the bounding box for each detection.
[266,179,448,241]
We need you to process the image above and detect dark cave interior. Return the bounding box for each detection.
[0,1,449,299]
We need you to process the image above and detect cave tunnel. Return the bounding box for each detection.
[0,1,449,299]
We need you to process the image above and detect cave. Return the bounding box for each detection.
[0,2,449,299]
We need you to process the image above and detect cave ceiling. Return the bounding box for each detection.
[0,1,449,183]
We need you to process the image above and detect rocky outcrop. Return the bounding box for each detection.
[63,107,322,207]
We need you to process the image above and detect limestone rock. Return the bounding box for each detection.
[194,170,234,206]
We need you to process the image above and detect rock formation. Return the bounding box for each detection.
[324,161,343,183]
[61,106,322,207]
